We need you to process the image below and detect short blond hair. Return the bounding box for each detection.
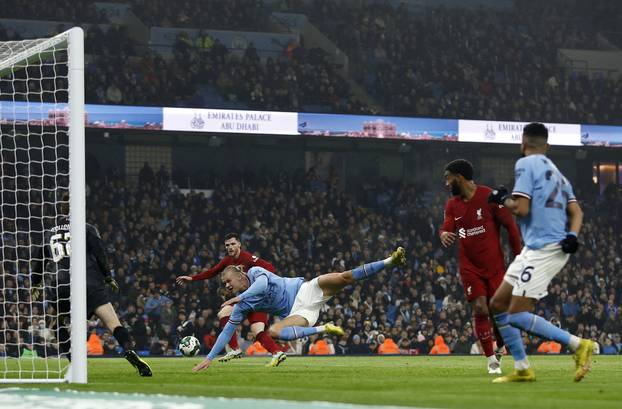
[223,265,245,276]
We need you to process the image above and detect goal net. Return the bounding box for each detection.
[0,28,86,383]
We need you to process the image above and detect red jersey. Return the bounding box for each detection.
[440,185,522,278]
[191,250,275,281]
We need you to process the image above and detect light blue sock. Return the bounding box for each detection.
[278,326,320,341]
[352,260,387,280]
[509,312,571,345]
[494,312,527,362]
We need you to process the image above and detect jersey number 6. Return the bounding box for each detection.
[521,266,534,283]
[50,232,71,262]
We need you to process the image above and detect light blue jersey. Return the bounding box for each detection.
[229,267,304,324]
[206,267,304,360]
[512,154,577,249]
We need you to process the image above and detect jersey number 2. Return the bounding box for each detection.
[545,170,568,209]
[50,232,71,262]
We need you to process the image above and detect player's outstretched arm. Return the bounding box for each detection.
[189,258,230,282]
[192,357,212,372]
[175,275,193,286]
[193,309,244,372]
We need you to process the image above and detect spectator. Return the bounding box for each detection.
[309,335,335,355]
[430,335,450,355]
[87,330,104,356]
[377,334,400,355]
[246,341,270,356]
[537,340,562,354]
[349,334,370,355]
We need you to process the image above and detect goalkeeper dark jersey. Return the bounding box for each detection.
[31,216,111,288]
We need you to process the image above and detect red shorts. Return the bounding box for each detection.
[459,271,504,303]
[247,311,268,325]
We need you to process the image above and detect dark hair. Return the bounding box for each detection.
[444,159,474,180]
[224,232,240,242]
[523,122,548,140]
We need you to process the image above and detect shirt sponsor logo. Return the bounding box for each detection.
[459,226,486,238]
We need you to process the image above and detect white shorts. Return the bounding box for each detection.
[287,277,331,326]
[504,243,569,300]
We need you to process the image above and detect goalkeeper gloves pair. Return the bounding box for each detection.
[32,277,119,299]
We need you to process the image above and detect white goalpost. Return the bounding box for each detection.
[0,28,86,383]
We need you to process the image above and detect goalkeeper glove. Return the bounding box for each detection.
[488,186,510,205]
[31,285,43,301]
[104,276,120,293]
[560,233,579,254]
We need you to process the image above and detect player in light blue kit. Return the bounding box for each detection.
[487,122,595,383]
[192,247,406,371]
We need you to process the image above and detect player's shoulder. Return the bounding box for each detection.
[86,222,101,237]
[445,195,460,207]
[239,250,254,259]
[518,154,550,169]
[247,265,268,277]
[477,185,493,195]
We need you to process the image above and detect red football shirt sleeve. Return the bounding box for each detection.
[239,250,276,273]
[492,203,522,256]
[253,257,275,273]
[191,256,230,281]
[439,201,455,237]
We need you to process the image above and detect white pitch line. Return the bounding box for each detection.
[0,388,440,409]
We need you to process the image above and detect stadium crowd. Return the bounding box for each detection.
[3,0,621,122]
[289,0,622,125]
[2,163,619,358]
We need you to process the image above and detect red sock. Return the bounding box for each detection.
[474,314,494,357]
[256,330,282,354]
[219,316,239,350]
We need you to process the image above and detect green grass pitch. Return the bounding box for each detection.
[1,355,621,408]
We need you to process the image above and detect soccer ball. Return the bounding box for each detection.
[179,335,201,357]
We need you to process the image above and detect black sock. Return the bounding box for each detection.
[113,326,133,352]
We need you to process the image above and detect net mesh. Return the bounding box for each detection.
[0,35,71,381]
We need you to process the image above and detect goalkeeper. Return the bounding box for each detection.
[31,195,152,377]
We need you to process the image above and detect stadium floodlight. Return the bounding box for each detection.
[0,28,86,383]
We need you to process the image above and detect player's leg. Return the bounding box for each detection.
[472,295,500,373]
[489,252,535,383]
[502,246,593,381]
[216,304,242,361]
[268,315,313,339]
[269,302,343,341]
[462,272,499,373]
[486,273,506,364]
[318,247,406,297]
[93,300,152,377]
[248,312,283,355]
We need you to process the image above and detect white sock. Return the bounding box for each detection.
[568,335,581,351]
[487,355,499,365]
[315,325,326,333]
[382,256,392,266]
[514,358,530,371]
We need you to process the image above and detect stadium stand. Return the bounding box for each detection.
[3,164,619,357]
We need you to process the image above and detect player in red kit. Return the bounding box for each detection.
[440,159,522,374]
[176,232,286,366]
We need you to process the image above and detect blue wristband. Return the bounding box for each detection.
[567,232,578,238]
